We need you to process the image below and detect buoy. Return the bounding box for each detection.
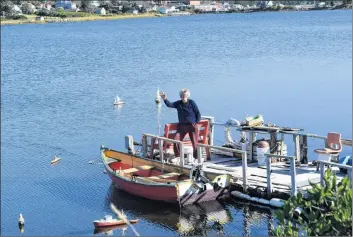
[258,198,270,205]
[51,156,61,165]
[250,197,259,203]
[231,191,251,201]
[18,213,24,225]
[270,198,285,208]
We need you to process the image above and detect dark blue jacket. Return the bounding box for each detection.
[164,99,201,124]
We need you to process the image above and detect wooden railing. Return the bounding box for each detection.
[142,133,185,167]
[317,160,352,185]
[265,153,297,197]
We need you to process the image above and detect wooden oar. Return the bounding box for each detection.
[110,203,140,236]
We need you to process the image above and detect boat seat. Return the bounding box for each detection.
[121,165,155,174]
[148,172,182,180]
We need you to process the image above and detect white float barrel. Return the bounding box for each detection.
[256,141,269,166]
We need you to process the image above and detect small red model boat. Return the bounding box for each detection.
[93,215,138,228]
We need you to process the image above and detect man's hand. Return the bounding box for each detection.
[160,92,167,100]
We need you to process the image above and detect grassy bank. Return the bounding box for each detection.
[0,13,164,26]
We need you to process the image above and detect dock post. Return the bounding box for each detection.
[242,151,248,192]
[197,146,202,164]
[201,116,215,146]
[209,116,215,146]
[180,142,184,167]
[290,157,297,196]
[142,135,148,158]
[266,154,272,198]
[248,131,254,162]
[294,134,300,163]
[280,133,284,158]
[159,139,164,162]
[320,162,325,186]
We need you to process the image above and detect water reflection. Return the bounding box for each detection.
[228,198,275,236]
[103,184,233,236]
[114,104,124,114]
[18,223,24,234]
[93,225,128,236]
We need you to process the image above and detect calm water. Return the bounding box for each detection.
[1,10,352,236]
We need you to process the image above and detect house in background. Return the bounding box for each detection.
[185,0,201,6]
[55,1,77,10]
[37,2,52,10]
[95,7,106,15]
[158,6,169,13]
[12,5,23,14]
[158,4,179,14]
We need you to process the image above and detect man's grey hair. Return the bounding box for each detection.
[179,88,190,98]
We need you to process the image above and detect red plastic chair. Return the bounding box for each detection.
[150,120,210,160]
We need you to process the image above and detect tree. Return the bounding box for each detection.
[99,1,113,10]
[122,5,132,13]
[274,169,352,236]
[110,0,120,6]
[10,0,22,5]
[21,3,35,14]
[1,1,13,12]
[1,1,14,17]
[139,6,146,13]
[80,1,94,13]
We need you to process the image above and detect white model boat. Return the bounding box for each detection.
[114,96,125,105]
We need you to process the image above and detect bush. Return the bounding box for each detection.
[6,13,27,20]
[274,169,352,236]
[21,3,35,14]
[39,9,92,18]
[36,8,51,16]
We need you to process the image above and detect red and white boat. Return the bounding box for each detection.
[93,215,138,228]
[102,148,231,206]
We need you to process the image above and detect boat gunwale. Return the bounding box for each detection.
[101,146,223,177]
[101,148,189,188]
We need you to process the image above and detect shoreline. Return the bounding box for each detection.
[1,7,351,26]
[0,13,165,26]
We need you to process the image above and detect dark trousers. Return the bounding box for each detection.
[174,123,199,158]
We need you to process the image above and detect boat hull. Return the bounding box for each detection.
[107,171,179,203]
[93,219,138,228]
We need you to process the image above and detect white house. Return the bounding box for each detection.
[55,1,77,10]
[266,1,273,7]
[132,9,139,14]
[317,2,326,7]
[158,7,169,14]
[12,5,22,13]
[95,7,106,15]
[232,4,244,10]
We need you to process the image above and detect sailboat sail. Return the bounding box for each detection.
[114,95,125,105]
[155,88,161,103]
